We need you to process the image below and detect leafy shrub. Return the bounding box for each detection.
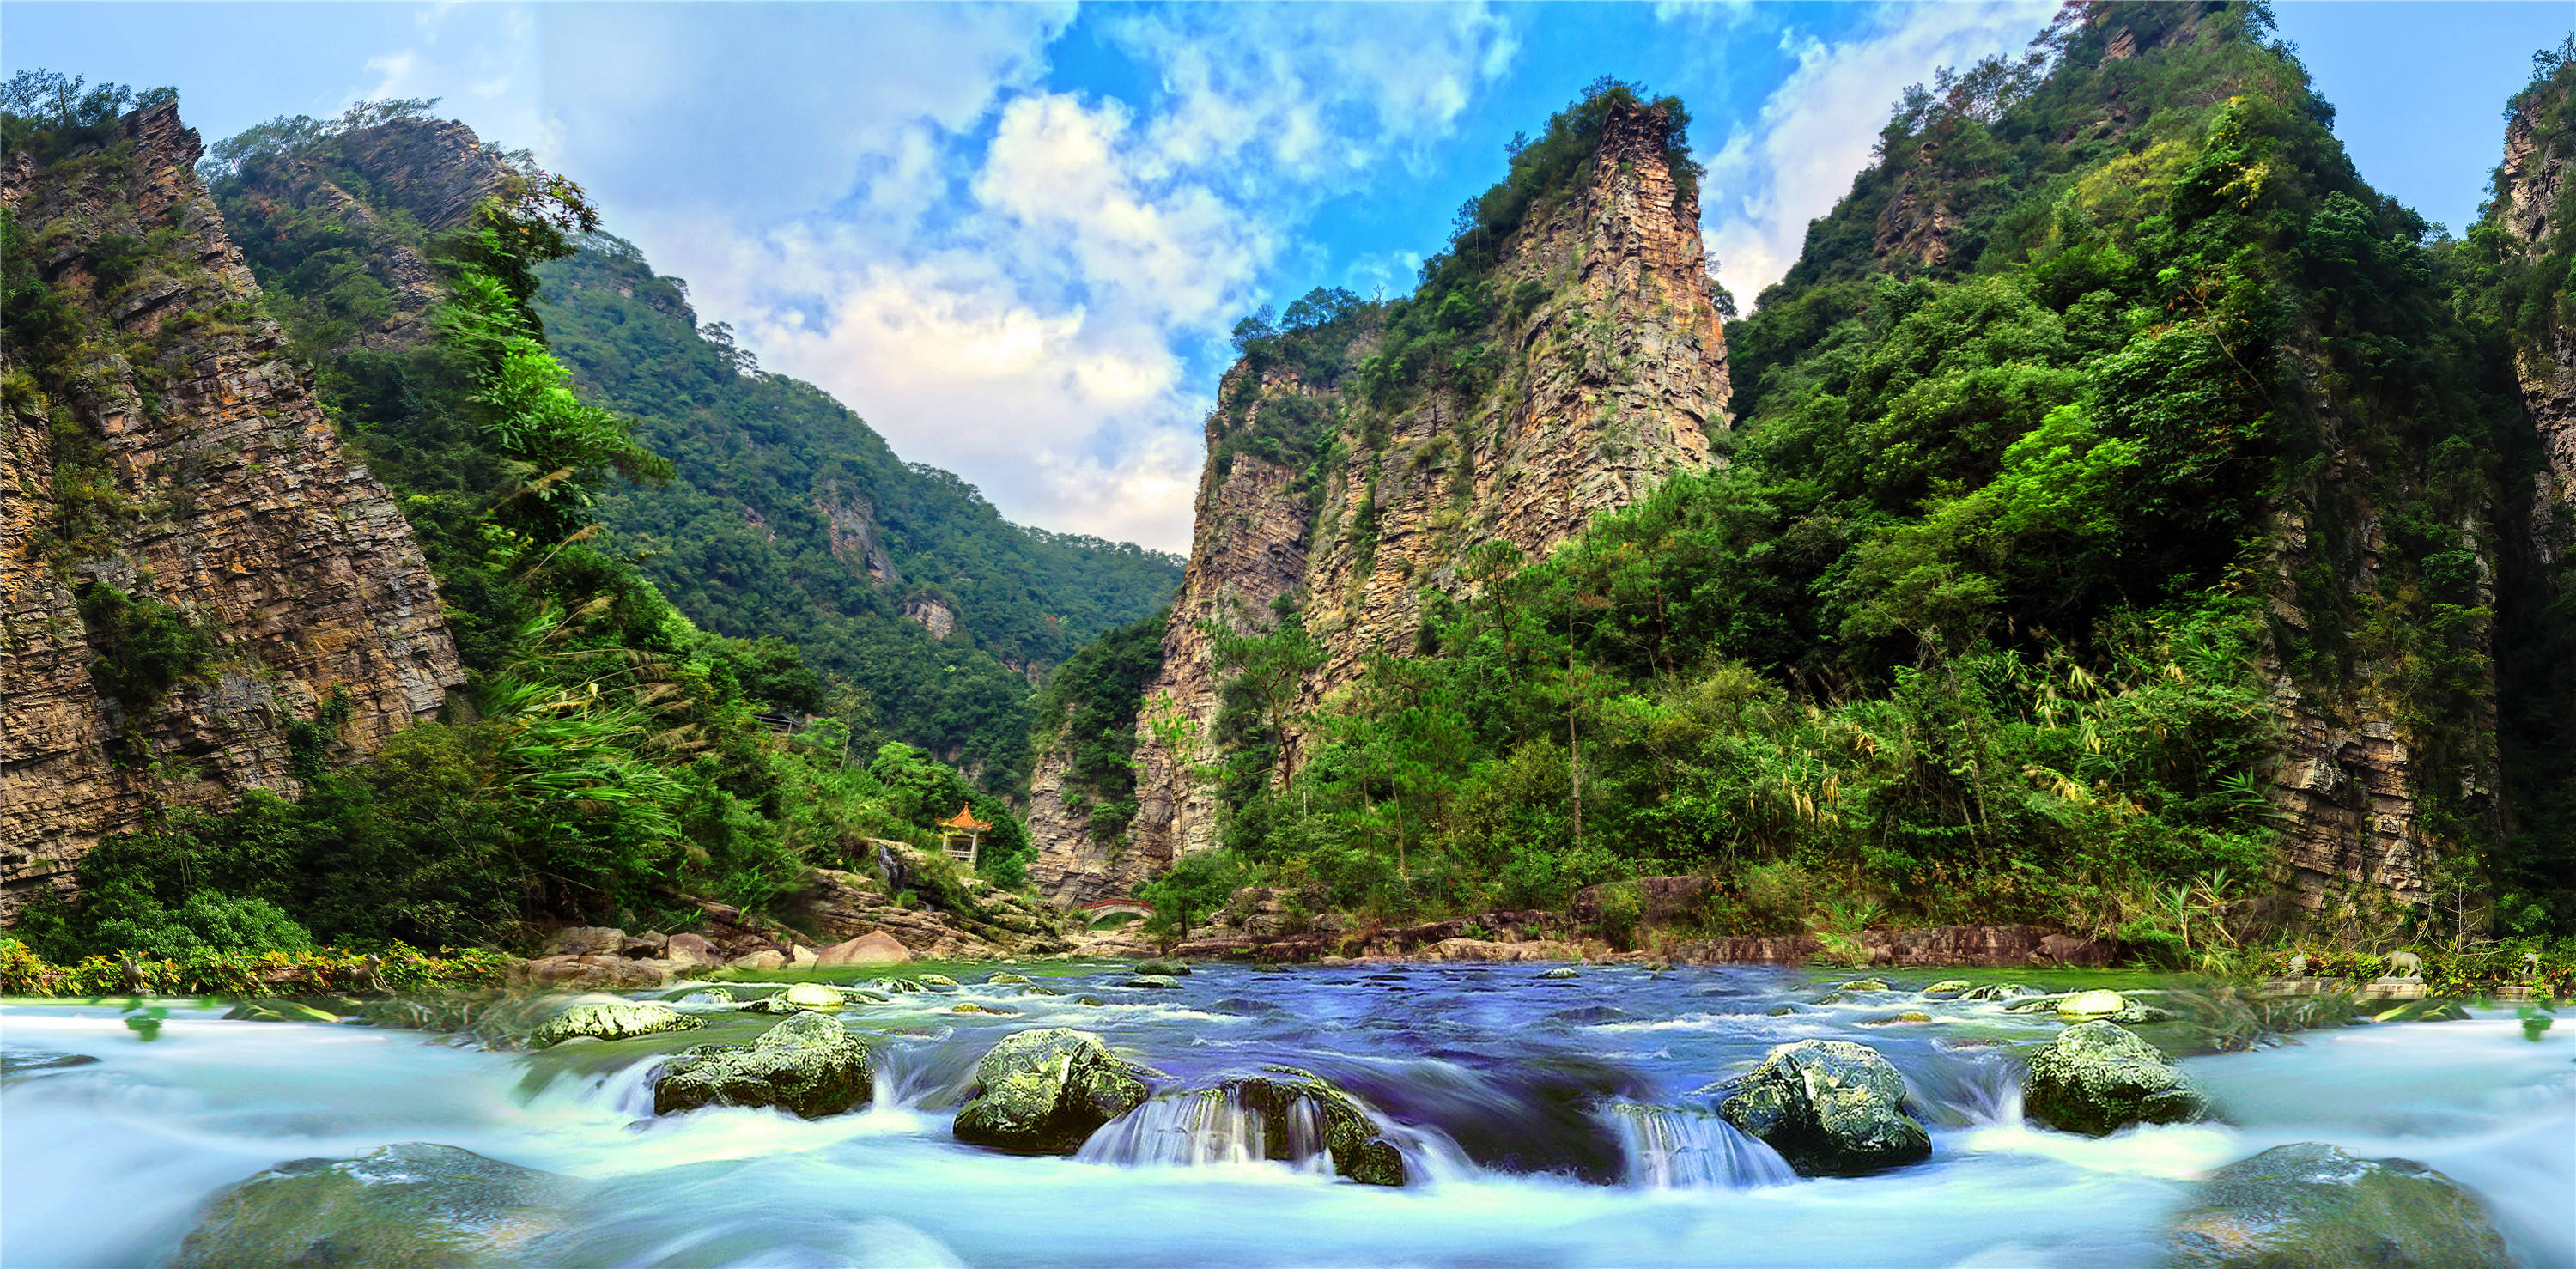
[94,892,314,960]
[1738,863,1814,932]
[1595,881,1644,950]
[76,583,214,714]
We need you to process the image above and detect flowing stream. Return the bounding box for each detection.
[4,962,2571,1267]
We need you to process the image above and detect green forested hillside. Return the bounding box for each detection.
[1,83,1066,961]
[532,241,1182,786]
[201,107,1178,792]
[1132,2,2573,952]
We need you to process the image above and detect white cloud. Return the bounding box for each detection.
[1692,1,2051,305]
[587,4,1512,551]
[1107,3,1516,190]
[328,4,1521,550]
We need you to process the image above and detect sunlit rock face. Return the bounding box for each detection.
[0,101,461,918]
[1030,100,1728,905]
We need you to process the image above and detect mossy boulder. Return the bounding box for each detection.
[986,972,1034,985]
[952,1028,1158,1155]
[2024,1021,2209,1136]
[1923,980,1973,996]
[953,1002,1016,1016]
[1124,974,1183,989]
[2165,1143,2512,1268]
[526,1002,701,1049]
[173,1143,576,1269]
[2056,989,2129,1020]
[917,974,961,988]
[1835,978,1892,993]
[1133,959,1190,976]
[1537,967,1581,980]
[1221,1066,1408,1187]
[740,982,846,1014]
[1959,983,2040,1002]
[652,1011,872,1119]
[1710,1040,1932,1176]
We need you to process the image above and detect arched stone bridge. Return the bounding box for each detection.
[1079,898,1154,926]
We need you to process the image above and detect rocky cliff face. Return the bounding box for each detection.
[222,116,509,354]
[1031,100,1728,903]
[1,102,461,918]
[2500,77,2574,504]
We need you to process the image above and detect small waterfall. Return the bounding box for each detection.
[1604,1103,1798,1189]
[875,842,909,898]
[1911,1051,2024,1127]
[1078,1089,1334,1174]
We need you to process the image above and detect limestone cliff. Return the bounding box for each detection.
[2498,72,2573,503]
[1031,99,1728,903]
[1,102,461,918]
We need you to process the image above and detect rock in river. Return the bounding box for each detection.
[173,1143,576,1268]
[2023,1021,2208,1136]
[2166,1142,2512,1268]
[1220,1066,1409,1187]
[1710,1039,1931,1175]
[526,1002,701,1048]
[953,1028,1158,1155]
[2055,989,2129,1021]
[1133,958,1192,976]
[653,1011,873,1119]
[740,981,847,1014]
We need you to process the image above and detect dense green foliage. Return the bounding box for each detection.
[1028,610,1171,842]
[0,936,511,999]
[528,242,1182,787]
[0,72,173,161]
[1103,1,2563,944]
[8,89,1081,959]
[74,583,214,716]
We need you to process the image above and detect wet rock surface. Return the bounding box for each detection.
[953,1028,1158,1155]
[173,1143,576,1269]
[2023,1021,2208,1136]
[1219,1066,1409,1187]
[2165,1143,2513,1269]
[1710,1040,1932,1175]
[526,1002,701,1048]
[652,1011,873,1119]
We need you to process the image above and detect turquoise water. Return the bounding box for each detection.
[5,962,2570,1266]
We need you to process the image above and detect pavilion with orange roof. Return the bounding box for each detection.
[937,804,992,868]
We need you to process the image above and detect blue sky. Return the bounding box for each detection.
[8,2,2567,549]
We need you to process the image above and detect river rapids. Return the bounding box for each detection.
[4,962,2570,1266]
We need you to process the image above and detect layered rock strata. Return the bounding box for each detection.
[1,102,462,918]
[1032,100,1728,902]
[2499,74,2573,501]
